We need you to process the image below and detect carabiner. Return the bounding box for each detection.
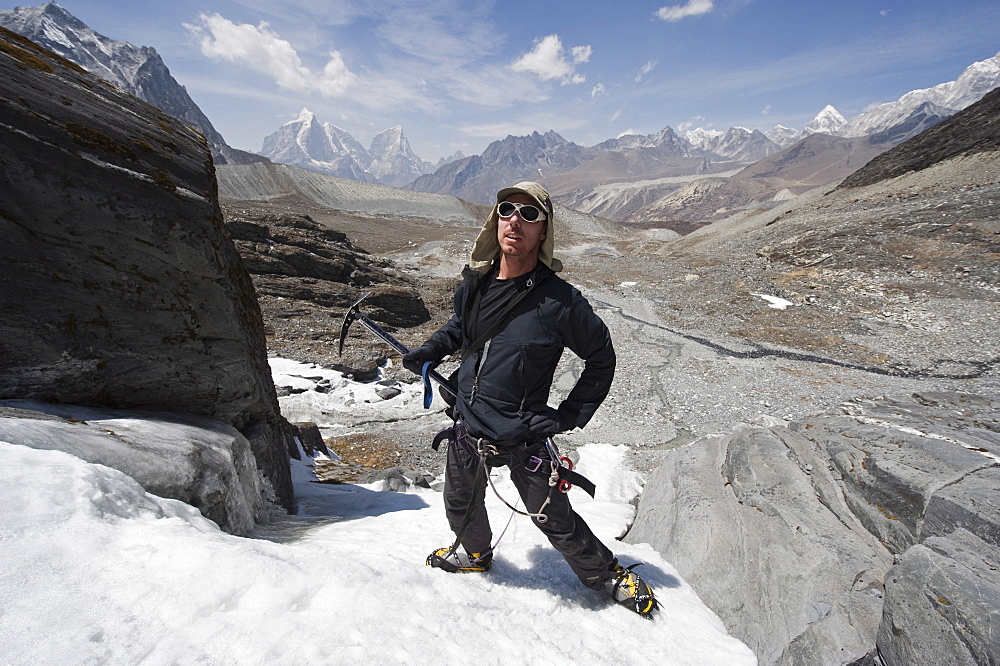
[558,456,574,493]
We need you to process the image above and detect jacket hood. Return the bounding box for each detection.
[469,181,563,274]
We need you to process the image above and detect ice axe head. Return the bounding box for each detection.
[338,291,371,356]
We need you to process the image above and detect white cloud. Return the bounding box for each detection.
[655,0,714,22]
[591,83,606,98]
[185,13,356,97]
[635,60,657,82]
[571,45,593,63]
[511,34,591,85]
[616,129,637,138]
[880,9,891,17]
[760,104,772,115]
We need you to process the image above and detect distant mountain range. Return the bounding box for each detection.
[404,51,998,211]
[0,2,265,166]
[3,2,998,224]
[406,50,998,222]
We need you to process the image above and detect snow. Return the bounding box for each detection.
[804,104,848,135]
[269,357,432,438]
[0,399,263,535]
[39,20,74,49]
[752,293,795,310]
[0,360,757,665]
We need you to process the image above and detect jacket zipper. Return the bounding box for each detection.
[517,346,527,417]
[469,339,492,405]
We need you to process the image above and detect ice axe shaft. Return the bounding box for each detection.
[339,292,456,398]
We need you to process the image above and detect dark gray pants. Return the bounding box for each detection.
[443,438,617,589]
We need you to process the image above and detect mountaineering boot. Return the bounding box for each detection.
[426,547,493,573]
[606,563,659,616]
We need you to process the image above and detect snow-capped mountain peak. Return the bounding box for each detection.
[368,125,432,187]
[804,105,848,135]
[764,125,801,147]
[292,107,315,125]
[260,111,431,186]
[684,128,725,151]
[841,51,1000,137]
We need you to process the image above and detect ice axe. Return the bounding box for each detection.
[338,292,456,406]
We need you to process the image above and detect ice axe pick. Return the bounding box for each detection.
[338,292,456,405]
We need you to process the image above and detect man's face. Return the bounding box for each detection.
[497,193,547,260]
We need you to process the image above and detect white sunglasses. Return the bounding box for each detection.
[497,201,547,223]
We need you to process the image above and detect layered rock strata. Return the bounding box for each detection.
[0,28,294,519]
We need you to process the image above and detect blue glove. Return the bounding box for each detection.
[402,345,437,374]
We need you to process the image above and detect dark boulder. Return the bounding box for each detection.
[0,27,294,514]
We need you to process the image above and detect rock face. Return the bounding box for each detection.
[626,392,1000,665]
[0,28,294,514]
[876,529,999,665]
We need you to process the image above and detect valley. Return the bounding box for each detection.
[220,141,1000,477]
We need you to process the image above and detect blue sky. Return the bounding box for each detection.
[9,0,999,161]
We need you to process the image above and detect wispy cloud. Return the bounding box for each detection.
[635,60,657,82]
[185,14,356,96]
[591,83,606,98]
[654,0,714,22]
[634,14,997,112]
[459,113,587,139]
[511,34,591,85]
[760,104,772,115]
[677,116,708,132]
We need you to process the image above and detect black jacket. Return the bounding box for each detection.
[422,263,615,442]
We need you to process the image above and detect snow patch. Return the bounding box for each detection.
[752,293,795,310]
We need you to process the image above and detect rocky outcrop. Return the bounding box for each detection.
[0,28,294,517]
[224,211,432,326]
[627,392,1000,665]
[876,528,999,665]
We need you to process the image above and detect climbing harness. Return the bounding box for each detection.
[427,420,595,568]
[431,423,596,497]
